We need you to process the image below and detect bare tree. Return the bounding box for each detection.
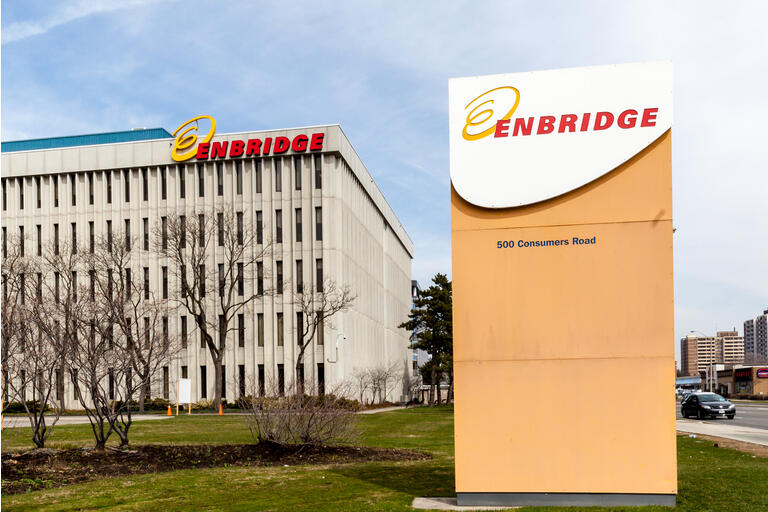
[156,207,271,409]
[368,362,401,404]
[293,281,355,396]
[352,367,373,404]
[86,232,180,412]
[1,235,64,447]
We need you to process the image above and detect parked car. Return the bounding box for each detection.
[680,392,735,420]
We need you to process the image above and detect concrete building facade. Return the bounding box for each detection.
[1,124,414,408]
[679,331,745,376]
[743,309,768,362]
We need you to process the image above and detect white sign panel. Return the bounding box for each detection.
[178,378,192,404]
[449,61,673,208]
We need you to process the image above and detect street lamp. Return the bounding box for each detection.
[326,333,347,363]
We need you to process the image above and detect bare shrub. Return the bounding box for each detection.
[241,379,359,446]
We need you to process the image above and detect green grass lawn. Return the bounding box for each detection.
[2,407,767,511]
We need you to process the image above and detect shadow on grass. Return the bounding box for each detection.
[330,460,455,498]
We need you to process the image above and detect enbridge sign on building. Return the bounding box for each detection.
[449,62,676,507]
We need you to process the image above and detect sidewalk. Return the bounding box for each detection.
[676,419,768,446]
[3,414,171,428]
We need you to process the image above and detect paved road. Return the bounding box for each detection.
[676,402,768,430]
[2,414,170,428]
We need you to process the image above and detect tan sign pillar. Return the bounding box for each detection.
[449,62,676,507]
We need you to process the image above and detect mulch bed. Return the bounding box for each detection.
[1,443,430,495]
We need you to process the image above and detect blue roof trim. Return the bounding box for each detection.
[1,128,173,153]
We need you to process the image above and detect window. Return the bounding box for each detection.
[124,219,130,250]
[199,265,205,297]
[294,208,305,251]
[255,160,262,194]
[217,212,224,246]
[201,322,206,348]
[143,267,150,299]
[163,366,169,399]
[237,212,243,245]
[238,364,246,398]
[316,259,323,292]
[277,313,284,346]
[19,226,24,257]
[125,268,131,297]
[163,316,169,349]
[55,370,63,401]
[54,224,59,254]
[197,164,204,197]
[200,366,207,398]
[162,266,168,299]
[257,262,264,294]
[18,177,24,209]
[275,159,282,192]
[181,316,188,349]
[161,167,167,199]
[106,221,112,250]
[179,165,186,198]
[276,261,283,294]
[294,156,302,190]
[89,270,96,301]
[143,218,149,251]
[317,363,325,395]
[297,364,304,392]
[257,313,264,347]
[296,260,303,293]
[142,168,148,201]
[277,364,285,396]
[71,271,77,302]
[238,314,245,347]
[105,172,111,204]
[237,262,244,295]
[216,162,223,196]
[123,170,130,202]
[36,176,42,208]
[72,223,77,253]
[55,272,60,303]
[36,225,42,256]
[275,209,282,243]
[317,311,324,345]
[180,265,187,298]
[256,210,263,244]
[315,207,322,241]
[71,173,77,206]
[161,216,168,250]
[88,173,94,205]
[89,221,94,253]
[180,215,186,248]
[198,214,205,245]
[181,365,188,379]
[72,369,79,400]
[221,365,227,399]
[296,312,304,345]
[54,175,59,207]
[218,264,225,297]
[258,364,265,396]
[2,180,6,210]
[235,161,243,194]
[1,227,5,258]
[19,273,25,304]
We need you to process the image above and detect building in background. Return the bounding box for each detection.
[679,330,744,376]
[1,123,413,408]
[744,309,768,362]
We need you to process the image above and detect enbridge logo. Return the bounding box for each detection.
[462,86,659,142]
[169,115,325,162]
[172,115,217,162]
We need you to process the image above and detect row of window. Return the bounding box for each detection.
[38,362,326,402]
[4,257,324,304]
[2,206,322,258]
[2,155,323,210]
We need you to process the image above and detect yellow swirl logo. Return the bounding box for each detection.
[462,86,520,141]
[171,115,217,162]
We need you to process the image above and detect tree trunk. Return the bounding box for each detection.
[138,384,147,413]
[430,366,437,405]
[436,371,442,405]
[447,365,454,404]
[213,356,223,410]
[295,353,305,396]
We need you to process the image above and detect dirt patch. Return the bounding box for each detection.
[679,433,768,458]
[1,443,430,495]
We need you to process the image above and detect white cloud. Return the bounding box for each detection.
[1,0,176,45]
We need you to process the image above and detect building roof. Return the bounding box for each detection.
[1,128,173,153]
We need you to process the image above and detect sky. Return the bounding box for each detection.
[2,0,767,364]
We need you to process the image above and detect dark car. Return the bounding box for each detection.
[681,392,735,420]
